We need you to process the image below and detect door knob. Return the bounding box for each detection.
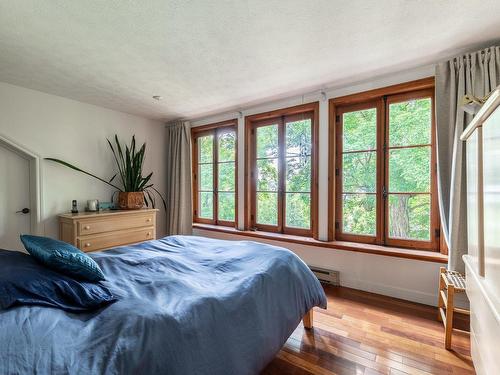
[16,208,30,214]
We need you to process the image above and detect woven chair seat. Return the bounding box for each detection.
[443,270,466,292]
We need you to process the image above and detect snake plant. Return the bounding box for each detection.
[46,135,166,210]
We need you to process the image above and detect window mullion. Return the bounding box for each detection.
[278,116,285,233]
[194,137,198,219]
[381,96,388,245]
[213,129,218,225]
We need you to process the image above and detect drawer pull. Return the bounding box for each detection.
[146,218,152,222]
[146,232,151,237]
[84,225,91,230]
[84,243,91,247]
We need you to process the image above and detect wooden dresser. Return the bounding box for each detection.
[461,86,500,375]
[58,209,158,252]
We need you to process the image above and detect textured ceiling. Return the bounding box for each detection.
[0,1,500,121]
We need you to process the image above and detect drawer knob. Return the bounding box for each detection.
[146,218,152,222]
[84,225,91,230]
[84,243,91,247]
[146,232,151,237]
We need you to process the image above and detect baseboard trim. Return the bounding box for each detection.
[337,275,437,306]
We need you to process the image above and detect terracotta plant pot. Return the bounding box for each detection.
[118,192,144,210]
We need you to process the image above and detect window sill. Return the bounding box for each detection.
[192,223,448,264]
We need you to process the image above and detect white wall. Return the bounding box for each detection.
[191,64,445,306]
[0,81,167,240]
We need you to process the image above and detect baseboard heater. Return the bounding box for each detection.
[309,266,340,286]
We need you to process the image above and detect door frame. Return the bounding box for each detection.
[0,134,43,236]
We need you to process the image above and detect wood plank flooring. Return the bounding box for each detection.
[262,286,474,375]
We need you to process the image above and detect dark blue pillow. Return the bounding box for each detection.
[0,250,116,312]
[20,235,105,282]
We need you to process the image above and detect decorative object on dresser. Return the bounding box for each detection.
[86,199,99,212]
[461,85,500,375]
[59,209,158,252]
[45,135,166,210]
[99,201,116,210]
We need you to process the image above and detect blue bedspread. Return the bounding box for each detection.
[0,235,326,375]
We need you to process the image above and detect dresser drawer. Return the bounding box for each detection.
[77,227,155,252]
[78,213,155,236]
[59,209,158,252]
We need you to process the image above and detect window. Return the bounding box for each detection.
[192,120,237,227]
[245,103,319,238]
[330,79,440,251]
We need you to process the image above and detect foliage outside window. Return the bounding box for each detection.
[192,121,237,227]
[334,87,439,251]
[246,103,319,238]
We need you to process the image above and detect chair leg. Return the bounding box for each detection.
[437,267,446,322]
[445,284,455,350]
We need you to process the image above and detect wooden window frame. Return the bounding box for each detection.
[334,99,385,245]
[244,102,319,239]
[192,119,238,228]
[328,77,442,252]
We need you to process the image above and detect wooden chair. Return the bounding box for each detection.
[437,267,470,349]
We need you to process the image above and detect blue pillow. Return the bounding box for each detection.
[0,250,116,312]
[20,235,105,282]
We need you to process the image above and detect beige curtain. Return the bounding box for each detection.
[435,46,500,273]
[165,120,192,235]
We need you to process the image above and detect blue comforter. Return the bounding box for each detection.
[0,235,327,375]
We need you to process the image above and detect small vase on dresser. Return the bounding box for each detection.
[58,208,158,252]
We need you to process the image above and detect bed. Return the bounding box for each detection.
[0,235,327,375]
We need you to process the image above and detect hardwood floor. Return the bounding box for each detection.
[263,285,474,375]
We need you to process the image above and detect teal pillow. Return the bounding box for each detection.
[20,235,105,282]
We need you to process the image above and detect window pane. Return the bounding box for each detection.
[342,151,376,193]
[285,193,310,229]
[198,135,213,163]
[389,147,430,193]
[257,158,278,191]
[343,108,377,152]
[256,192,278,225]
[198,163,213,191]
[256,125,278,158]
[199,192,213,219]
[389,98,431,147]
[286,119,311,157]
[218,130,236,162]
[342,194,376,236]
[388,194,430,240]
[286,156,311,192]
[218,162,235,191]
[218,192,235,222]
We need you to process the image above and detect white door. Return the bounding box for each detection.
[0,144,31,251]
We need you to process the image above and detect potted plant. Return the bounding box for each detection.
[46,135,165,210]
